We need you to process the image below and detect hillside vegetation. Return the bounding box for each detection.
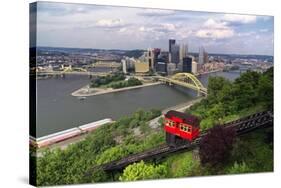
[33,68,273,186]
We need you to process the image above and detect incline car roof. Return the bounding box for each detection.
[165,110,199,127]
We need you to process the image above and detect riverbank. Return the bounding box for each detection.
[71,82,162,97]
[196,69,223,76]
[162,97,203,113]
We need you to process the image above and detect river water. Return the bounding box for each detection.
[33,71,241,137]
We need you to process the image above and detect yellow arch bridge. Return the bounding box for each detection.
[156,73,207,96]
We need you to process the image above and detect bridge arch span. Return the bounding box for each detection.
[171,73,204,89]
[169,73,207,96]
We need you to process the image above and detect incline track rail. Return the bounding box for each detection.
[86,111,273,175]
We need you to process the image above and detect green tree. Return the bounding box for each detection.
[165,152,200,178]
[127,77,142,86]
[84,168,109,183]
[207,102,226,123]
[257,68,273,109]
[129,119,139,128]
[119,161,167,181]
[188,69,273,130]
[230,131,273,172]
[95,146,130,165]
[218,82,236,114]
[233,71,261,110]
[36,109,166,186]
[199,117,216,130]
[90,73,125,88]
[207,76,230,104]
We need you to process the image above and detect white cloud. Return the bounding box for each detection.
[196,28,234,39]
[117,23,180,43]
[196,18,234,39]
[96,19,124,28]
[203,18,227,29]
[37,2,273,55]
[175,29,193,39]
[138,26,153,32]
[137,23,176,34]
[223,14,257,24]
[160,23,176,31]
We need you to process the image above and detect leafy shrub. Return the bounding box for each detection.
[119,161,167,181]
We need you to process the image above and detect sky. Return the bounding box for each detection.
[32,2,274,55]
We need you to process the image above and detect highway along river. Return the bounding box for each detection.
[33,71,241,137]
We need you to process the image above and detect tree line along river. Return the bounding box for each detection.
[32,71,241,137]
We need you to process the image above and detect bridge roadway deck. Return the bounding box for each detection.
[156,76,207,95]
[86,111,273,175]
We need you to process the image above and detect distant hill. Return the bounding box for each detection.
[123,49,145,58]
[33,46,273,62]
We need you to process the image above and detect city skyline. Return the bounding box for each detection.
[33,2,274,56]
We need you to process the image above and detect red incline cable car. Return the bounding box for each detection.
[164,110,200,146]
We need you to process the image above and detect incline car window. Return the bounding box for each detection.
[165,119,175,127]
[179,123,191,133]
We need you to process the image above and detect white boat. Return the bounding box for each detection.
[77,96,86,100]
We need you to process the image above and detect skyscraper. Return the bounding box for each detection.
[204,51,209,64]
[171,44,180,65]
[155,51,168,74]
[153,48,161,69]
[167,63,176,75]
[182,57,192,73]
[192,61,198,74]
[155,60,167,73]
[199,46,205,65]
[141,48,155,70]
[169,39,176,53]
[179,43,188,63]
[147,48,154,69]
[121,59,127,74]
[153,48,161,58]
